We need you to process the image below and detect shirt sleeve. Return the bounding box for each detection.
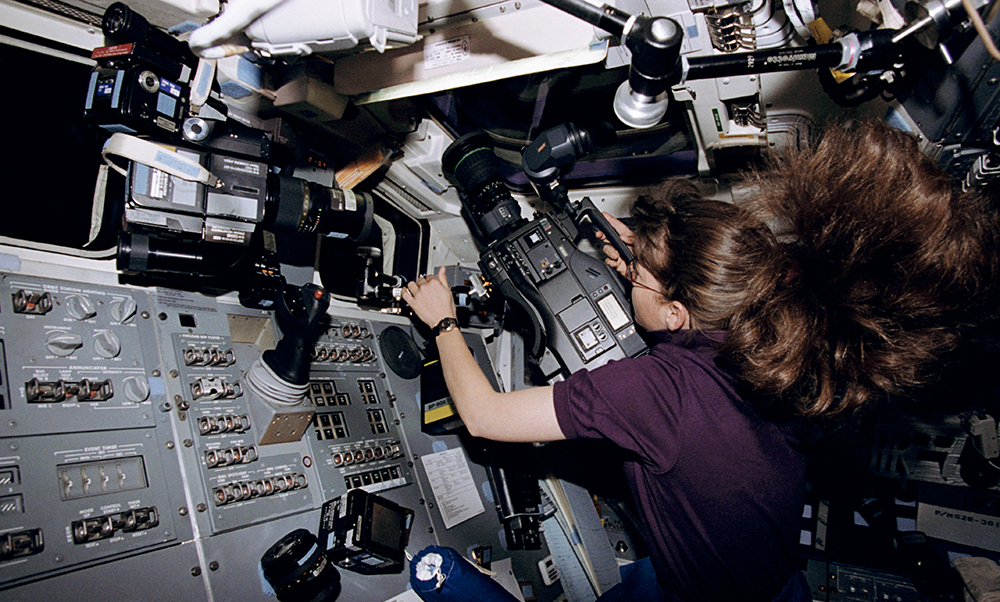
[552,354,684,472]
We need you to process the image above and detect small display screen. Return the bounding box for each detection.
[597,294,630,331]
[369,501,402,551]
[524,229,545,247]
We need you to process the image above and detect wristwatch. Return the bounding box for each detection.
[432,317,459,337]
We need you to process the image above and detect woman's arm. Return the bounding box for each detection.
[403,268,565,443]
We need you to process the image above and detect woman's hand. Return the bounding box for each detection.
[595,211,635,278]
[401,266,565,443]
[402,266,457,329]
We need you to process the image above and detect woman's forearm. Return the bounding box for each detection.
[434,326,563,443]
[404,268,564,443]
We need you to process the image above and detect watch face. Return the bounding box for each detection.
[435,318,457,335]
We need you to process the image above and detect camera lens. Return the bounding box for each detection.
[269,177,374,242]
[261,529,340,602]
[441,131,523,240]
[117,233,204,274]
[100,2,195,67]
[102,2,147,44]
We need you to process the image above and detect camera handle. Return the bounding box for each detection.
[262,283,331,386]
[570,197,634,266]
[480,247,550,365]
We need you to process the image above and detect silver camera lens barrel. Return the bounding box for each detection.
[182,117,214,142]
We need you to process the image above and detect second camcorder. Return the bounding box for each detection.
[83,3,376,308]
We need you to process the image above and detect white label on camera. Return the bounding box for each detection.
[424,36,471,70]
[220,157,261,175]
[597,294,630,331]
[150,169,169,199]
[343,190,357,212]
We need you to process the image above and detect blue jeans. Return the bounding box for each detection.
[596,558,811,602]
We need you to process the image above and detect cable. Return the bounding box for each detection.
[962,0,1000,60]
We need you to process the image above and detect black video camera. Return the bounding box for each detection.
[84,4,377,309]
[104,131,373,308]
[442,129,646,381]
[84,2,197,139]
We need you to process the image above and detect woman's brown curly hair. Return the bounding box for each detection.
[633,119,1000,419]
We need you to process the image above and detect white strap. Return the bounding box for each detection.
[190,58,217,114]
[102,133,222,188]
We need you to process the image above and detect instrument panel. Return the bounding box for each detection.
[0,264,559,601]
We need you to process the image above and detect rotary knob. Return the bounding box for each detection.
[109,297,138,324]
[93,331,122,359]
[65,295,97,320]
[45,330,83,357]
[122,376,150,402]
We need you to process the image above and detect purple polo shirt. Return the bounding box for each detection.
[553,330,807,602]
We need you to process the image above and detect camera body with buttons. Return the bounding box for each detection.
[83,2,196,139]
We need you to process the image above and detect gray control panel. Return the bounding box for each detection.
[0,270,560,602]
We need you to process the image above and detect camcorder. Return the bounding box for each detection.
[441,125,648,550]
[84,3,375,309]
[84,2,197,140]
[442,127,647,380]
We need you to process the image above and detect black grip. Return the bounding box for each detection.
[577,197,634,265]
[263,283,330,385]
[479,249,546,362]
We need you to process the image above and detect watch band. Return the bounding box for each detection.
[432,317,459,337]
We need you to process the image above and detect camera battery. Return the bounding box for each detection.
[125,146,268,245]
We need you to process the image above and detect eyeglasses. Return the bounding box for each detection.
[626,260,664,295]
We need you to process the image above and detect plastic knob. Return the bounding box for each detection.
[110,297,138,324]
[122,376,150,402]
[45,330,83,357]
[65,295,97,320]
[93,331,122,358]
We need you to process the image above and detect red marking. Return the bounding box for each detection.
[91,43,135,59]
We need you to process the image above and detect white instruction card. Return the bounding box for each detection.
[421,447,485,529]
